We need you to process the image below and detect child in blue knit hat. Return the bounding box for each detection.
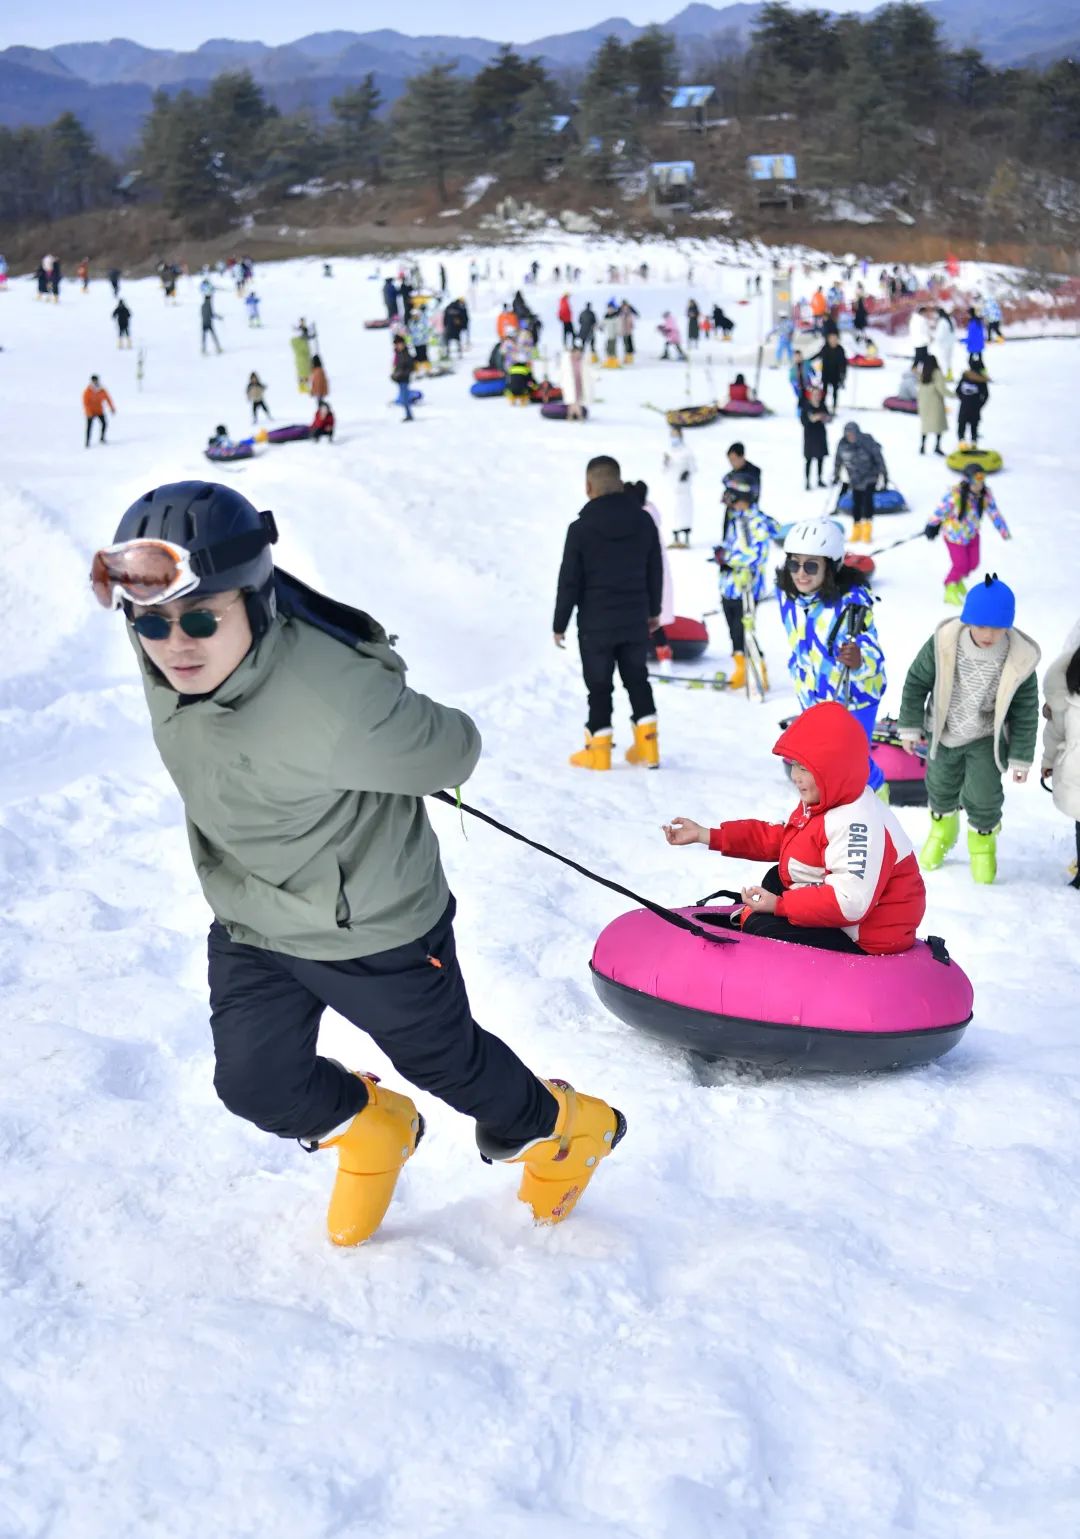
[897,575,1041,883]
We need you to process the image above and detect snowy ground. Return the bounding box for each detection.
[1,239,1079,1539]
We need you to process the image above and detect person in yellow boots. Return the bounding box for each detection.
[92,482,625,1246]
[833,420,887,544]
[554,454,663,769]
[897,575,1040,883]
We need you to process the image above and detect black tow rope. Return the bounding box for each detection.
[430,791,735,946]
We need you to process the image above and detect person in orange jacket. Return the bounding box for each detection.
[496,304,518,341]
[77,258,90,292]
[83,374,115,447]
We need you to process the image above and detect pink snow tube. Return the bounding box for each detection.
[591,906,972,1070]
[719,398,767,417]
[870,719,928,806]
[883,395,918,413]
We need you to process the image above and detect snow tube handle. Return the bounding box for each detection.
[696,888,745,907]
[926,935,952,966]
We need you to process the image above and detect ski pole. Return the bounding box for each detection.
[868,530,925,557]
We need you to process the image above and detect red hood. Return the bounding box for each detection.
[773,703,869,813]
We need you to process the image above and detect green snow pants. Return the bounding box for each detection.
[925,736,1004,832]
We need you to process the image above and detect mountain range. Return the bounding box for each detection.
[1,0,1076,158]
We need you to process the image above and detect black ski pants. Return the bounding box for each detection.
[804,455,826,487]
[957,405,981,443]
[562,321,575,344]
[251,398,270,422]
[85,413,106,445]
[722,596,745,653]
[207,897,558,1146]
[741,866,864,952]
[849,484,874,522]
[579,631,655,733]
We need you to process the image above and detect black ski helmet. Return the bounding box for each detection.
[962,462,986,481]
[114,481,279,637]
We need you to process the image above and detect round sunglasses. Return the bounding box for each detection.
[785,556,822,575]
[131,593,243,640]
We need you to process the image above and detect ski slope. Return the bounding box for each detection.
[1,239,1079,1539]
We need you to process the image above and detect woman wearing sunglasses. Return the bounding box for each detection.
[777,519,888,795]
[91,482,624,1247]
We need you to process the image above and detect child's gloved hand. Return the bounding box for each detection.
[663,818,709,846]
[837,642,862,667]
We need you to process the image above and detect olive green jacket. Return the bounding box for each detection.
[133,612,481,959]
[898,619,1041,772]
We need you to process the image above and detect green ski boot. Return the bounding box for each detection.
[968,826,999,884]
[944,582,964,607]
[920,811,960,871]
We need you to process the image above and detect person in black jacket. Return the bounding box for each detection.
[800,385,831,488]
[112,298,132,349]
[853,291,869,348]
[553,455,663,771]
[811,334,847,412]
[724,443,762,505]
[955,362,989,446]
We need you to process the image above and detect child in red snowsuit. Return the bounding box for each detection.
[664,703,926,953]
[311,401,335,442]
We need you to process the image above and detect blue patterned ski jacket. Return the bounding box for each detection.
[779,583,886,710]
[715,507,775,603]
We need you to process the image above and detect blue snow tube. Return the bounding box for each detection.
[837,488,908,515]
[204,443,254,463]
[470,378,506,398]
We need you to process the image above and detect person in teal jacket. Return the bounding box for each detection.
[777,517,887,792]
[90,482,625,1246]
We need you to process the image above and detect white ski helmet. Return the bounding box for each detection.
[783,518,845,562]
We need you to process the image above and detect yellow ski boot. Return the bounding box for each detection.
[569,729,612,770]
[480,1080,627,1224]
[727,652,746,691]
[625,715,659,768]
[320,1075,423,1246]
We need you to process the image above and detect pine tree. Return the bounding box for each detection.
[626,27,679,118]
[331,74,383,179]
[387,63,471,203]
[471,46,553,154]
[505,84,559,182]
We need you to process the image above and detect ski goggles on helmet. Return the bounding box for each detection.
[90,539,198,609]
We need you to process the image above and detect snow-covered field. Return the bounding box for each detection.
[1,238,1079,1538]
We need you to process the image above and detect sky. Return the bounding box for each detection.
[5,0,885,52]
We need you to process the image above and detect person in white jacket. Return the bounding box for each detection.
[663,426,696,546]
[1041,623,1080,888]
[558,343,594,421]
[909,306,932,367]
[933,307,956,381]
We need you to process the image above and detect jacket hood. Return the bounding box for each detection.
[773,702,870,813]
[579,491,648,541]
[843,420,860,437]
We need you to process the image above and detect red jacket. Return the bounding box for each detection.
[709,703,925,954]
[557,295,573,324]
[312,404,335,432]
[728,381,750,402]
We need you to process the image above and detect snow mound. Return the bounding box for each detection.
[0,486,95,680]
